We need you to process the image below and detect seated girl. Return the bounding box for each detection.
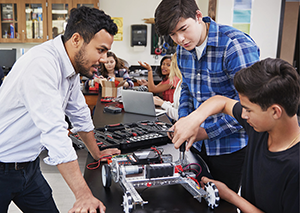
[152,53,182,121]
[86,51,133,90]
[137,55,180,103]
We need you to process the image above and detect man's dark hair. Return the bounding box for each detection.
[63,6,118,44]
[154,0,199,36]
[234,58,300,117]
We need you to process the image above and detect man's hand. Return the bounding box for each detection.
[57,160,106,213]
[98,148,120,161]
[68,194,106,213]
[77,131,120,161]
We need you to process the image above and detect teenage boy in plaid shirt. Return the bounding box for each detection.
[155,0,260,192]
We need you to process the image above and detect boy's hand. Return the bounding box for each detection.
[171,115,206,151]
[201,176,233,202]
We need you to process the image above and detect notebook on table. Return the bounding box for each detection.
[121,90,166,116]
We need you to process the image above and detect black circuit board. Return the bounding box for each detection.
[95,120,172,152]
[69,120,172,152]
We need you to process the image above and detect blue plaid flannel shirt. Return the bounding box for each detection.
[177,17,260,155]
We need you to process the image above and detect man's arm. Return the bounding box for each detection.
[78,131,120,160]
[201,177,264,213]
[171,95,237,150]
[57,160,105,213]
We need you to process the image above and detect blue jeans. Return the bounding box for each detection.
[0,157,59,213]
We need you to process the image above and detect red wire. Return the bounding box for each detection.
[183,163,202,177]
[188,176,200,187]
[175,165,200,187]
[150,147,163,163]
[86,155,112,170]
[175,165,183,173]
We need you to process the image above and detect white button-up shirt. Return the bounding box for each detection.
[0,35,94,165]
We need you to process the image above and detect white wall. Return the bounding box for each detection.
[100,0,208,66]
[99,0,161,66]
[216,0,282,59]
[0,0,282,62]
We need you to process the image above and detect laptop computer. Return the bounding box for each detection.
[121,90,166,116]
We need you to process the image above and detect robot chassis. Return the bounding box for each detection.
[101,151,220,213]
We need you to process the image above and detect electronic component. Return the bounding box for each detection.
[127,149,161,164]
[102,155,220,213]
[103,106,122,114]
[95,121,172,152]
[71,121,172,152]
[145,163,174,178]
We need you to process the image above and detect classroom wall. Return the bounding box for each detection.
[0,0,282,63]
[280,1,300,64]
[216,0,281,59]
[99,0,209,66]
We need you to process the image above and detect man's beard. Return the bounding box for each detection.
[74,46,94,78]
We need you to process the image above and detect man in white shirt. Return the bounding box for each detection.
[0,6,120,213]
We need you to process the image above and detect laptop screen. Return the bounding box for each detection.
[122,90,165,116]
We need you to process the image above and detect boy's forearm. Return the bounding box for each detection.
[228,192,264,213]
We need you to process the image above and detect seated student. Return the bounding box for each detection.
[170,58,299,213]
[138,55,180,103]
[153,53,182,121]
[98,51,133,88]
[86,51,133,90]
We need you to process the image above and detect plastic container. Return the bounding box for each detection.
[10,24,14,38]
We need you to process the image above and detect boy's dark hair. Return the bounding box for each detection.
[154,0,199,36]
[156,55,172,79]
[63,6,118,44]
[100,51,127,78]
[234,58,300,117]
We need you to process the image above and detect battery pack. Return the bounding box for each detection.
[145,163,174,178]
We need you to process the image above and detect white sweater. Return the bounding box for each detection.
[161,80,181,120]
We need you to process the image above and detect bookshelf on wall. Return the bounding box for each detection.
[0,0,98,43]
